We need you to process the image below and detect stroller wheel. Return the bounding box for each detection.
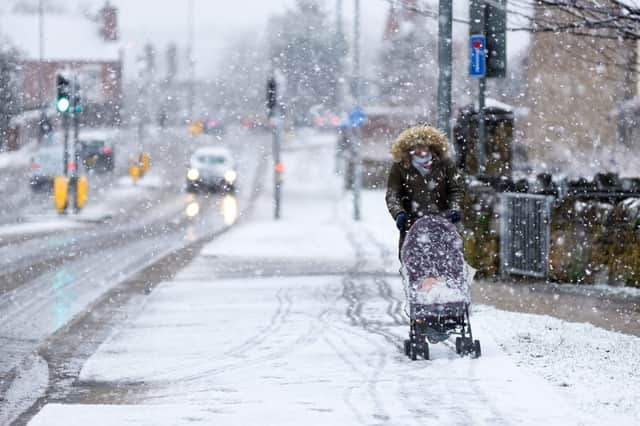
[404,339,411,357]
[473,340,482,358]
[421,343,430,360]
[455,337,462,355]
[409,344,418,361]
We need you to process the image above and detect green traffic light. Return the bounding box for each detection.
[57,97,70,113]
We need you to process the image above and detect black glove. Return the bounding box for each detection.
[447,209,461,224]
[395,212,408,231]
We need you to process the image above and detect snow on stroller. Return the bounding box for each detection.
[401,215,481,360]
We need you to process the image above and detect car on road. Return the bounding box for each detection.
[203,117,225,136]
[29,144,64,191]
[79,131,115,173]
[186,146,237,193]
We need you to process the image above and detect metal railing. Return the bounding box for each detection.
[499,193,553,278]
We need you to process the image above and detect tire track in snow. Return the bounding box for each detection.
[344,224,477,423]
[355,222,507,423]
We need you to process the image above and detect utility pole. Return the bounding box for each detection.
[38,0,45,144]
[335,0,346,112]
[187,0,195,121]
[436,0,453,141]
[336,0,344,48]
[352,0,362,221]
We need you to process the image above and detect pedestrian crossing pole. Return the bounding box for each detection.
[470,0,487,174]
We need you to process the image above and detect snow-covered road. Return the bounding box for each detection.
[27,131,640,425]
[0,126,270,424]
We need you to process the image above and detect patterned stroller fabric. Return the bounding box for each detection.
[401,215,469,307]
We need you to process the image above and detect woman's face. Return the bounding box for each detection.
[410,145,431,159]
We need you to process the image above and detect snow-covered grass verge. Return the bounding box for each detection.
[475,304,640,421]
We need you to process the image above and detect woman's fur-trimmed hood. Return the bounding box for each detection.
[391,125,449,164]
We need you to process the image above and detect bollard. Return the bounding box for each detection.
[129,164,141,182]
[190,120,203,136]
[139,152,150,176]
[76,175,88,210]
[53,176,68,214]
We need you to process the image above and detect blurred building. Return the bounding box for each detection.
[0,1,123,125]
[524,6,638,163]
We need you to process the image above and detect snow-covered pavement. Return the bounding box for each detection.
[28,131,640,425]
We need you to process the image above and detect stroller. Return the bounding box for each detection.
[401,215,481,360]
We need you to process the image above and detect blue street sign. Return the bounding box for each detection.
[470,34,486,77]
[349,107,367,128]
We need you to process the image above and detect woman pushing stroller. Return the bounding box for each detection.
[385,125,480,360]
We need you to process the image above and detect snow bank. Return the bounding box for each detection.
[0,218,86,237]
[475,305,640,421]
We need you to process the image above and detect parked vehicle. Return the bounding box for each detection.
[30,144,64,191]
[203,117,225,136]
[79,131,115,173]
[186,147,237,193]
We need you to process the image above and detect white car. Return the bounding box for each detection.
[186,147,237,193]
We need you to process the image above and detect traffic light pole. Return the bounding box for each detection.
[478,77,486,174]
[436,0,453,140]
[273,120,282,220]
[62,113,69,178]
[267,76,282,220]
[352,0,362,222]
[72,76,80,212]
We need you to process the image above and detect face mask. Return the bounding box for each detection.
[411,153,433,176]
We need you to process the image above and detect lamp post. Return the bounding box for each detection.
[38,0,45,144]
[187,0,195,121]
[352,0,362,221]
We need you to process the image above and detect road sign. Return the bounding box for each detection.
[349,107,366,128]
[470,35,486,78]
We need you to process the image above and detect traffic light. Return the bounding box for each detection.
[485,0,506,78]
[266,77,277,118]
[469,0,506,78]
[56,75,70,113]
[73,94,82,113]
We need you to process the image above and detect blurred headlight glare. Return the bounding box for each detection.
[187,168,199,181]
[224,170,237,183]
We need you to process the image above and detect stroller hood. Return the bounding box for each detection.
[401,215,469,305]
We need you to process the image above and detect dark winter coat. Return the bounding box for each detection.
[385,126,464,231]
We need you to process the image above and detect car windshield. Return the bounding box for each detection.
[82,140,105,148]
[197,155,226,165]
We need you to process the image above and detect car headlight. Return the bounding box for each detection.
[187,168,200,181]
[224,170,237,183]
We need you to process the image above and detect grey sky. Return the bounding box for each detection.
[4,0,527,79]
[92,0,389,78]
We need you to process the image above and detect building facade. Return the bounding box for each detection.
[523,6,637,169]
[1,2,123,125]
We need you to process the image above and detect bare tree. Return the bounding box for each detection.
[507,0,640,41]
